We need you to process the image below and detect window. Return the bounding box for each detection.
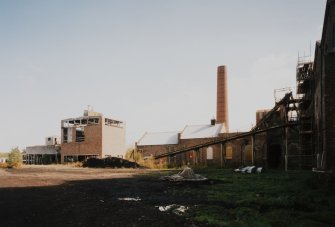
[63,128,68,143]
[226,145,233,160]
[75,128,85,142]
[206,147,213,160]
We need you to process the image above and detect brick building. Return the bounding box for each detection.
[136,64,300,169]
[306,0,335,173]
[136,66,275,168]
[136,2,335,171]
[60,110,126,163]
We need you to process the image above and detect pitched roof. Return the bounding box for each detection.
[137,131,179,146]
[180,124,224,139]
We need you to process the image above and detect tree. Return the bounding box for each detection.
[7,147,22,167]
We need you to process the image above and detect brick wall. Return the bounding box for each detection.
[136,133,269,168]
[325,52,335,172]
[61,124,103,162]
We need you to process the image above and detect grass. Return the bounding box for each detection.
[166,168,335,226]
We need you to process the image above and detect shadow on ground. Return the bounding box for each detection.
[0,173,204,227]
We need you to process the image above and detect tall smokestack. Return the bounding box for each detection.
[217,65,229,132]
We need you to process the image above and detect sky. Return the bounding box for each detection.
[0,0,326,152]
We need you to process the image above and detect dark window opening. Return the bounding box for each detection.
[267,144,282,169]
[76,128,85,142]
[88,118,99,125]
[64,156,74,162]
[63,129,68,143]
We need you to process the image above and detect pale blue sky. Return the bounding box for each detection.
[0,0,326,151]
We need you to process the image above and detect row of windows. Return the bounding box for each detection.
[206,146,233,160]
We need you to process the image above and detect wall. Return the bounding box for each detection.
[61,123,102,162]
[324,2,335,173]
[102,120,126,158]
[314,42,323,168]
[313,1,335,172]
[136,132,270,168]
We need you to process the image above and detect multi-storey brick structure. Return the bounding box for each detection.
[310,0,335,173]
[60,110,126,163]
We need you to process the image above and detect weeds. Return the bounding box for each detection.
[166,169,335,226]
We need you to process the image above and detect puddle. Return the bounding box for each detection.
[156,204,189,215]
[118,197,141,201]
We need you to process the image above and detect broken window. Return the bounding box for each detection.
[76,127,85,142]
[63,128,68,143]
[88,118,99,125]
[226,145,233,160]
[206,147,213,160]
[105,118,123,127]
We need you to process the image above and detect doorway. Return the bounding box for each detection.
[267,144,282,168]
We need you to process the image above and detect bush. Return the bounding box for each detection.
[7,147,22,168]
[83,157,140,168]
[125,148,142,163]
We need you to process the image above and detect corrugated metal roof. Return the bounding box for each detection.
[137,131,179,146]
[25,146,58,155]
[180,124,224,139]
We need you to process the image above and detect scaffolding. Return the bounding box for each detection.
[296,56,315,169]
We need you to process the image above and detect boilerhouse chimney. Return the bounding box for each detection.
[217,65,229,132]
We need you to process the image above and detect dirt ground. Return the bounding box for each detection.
[0,166,199,227]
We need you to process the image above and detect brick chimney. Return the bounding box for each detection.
[217,65,229,132]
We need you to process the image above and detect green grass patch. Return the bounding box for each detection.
[166,168,335,226]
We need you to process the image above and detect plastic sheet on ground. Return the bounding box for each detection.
[234,166,263,174]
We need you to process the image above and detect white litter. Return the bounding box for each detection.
[234,166,263,174]
[118,197,141,201]
[156,204,189,215]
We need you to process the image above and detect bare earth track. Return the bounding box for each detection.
[0,166,197,227]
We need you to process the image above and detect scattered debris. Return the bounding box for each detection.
[234,166,263,174]
[156,204,189,215]
[256,167,263,173]
[160,167,208,182]
[118,197,141,201]
[83,157,140,168]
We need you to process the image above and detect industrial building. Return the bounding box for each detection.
[137,0,335,173]
[136,65,296,168]
[60,109,126,163]
[303,0,335,173]
[23,136,61,164]
[136,65,266,167]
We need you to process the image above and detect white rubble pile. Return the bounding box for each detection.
[160,167,208,182]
